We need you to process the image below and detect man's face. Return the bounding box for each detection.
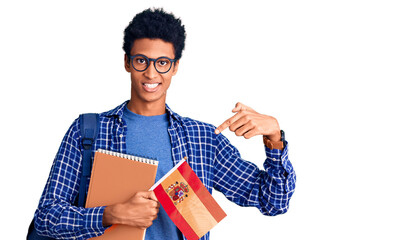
[125,38,179,107]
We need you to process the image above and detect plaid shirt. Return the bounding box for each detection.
[34,101,296,240]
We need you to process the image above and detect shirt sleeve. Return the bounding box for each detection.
[34,119,110,239]
[212,133,296,216]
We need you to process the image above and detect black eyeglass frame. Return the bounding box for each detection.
[129,54,176,74]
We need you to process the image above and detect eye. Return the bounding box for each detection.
[158,60,168,66]
[136,58,146,64]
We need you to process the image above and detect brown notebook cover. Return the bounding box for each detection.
[85,149,158,240]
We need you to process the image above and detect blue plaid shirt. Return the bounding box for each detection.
[34,101,296,240]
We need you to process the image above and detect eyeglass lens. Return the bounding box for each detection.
[132,55,172,73]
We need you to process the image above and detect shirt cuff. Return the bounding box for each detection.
[264,141,295,193]
[264,141,292,173]
[264,141,286,159]
[82,206,110,237]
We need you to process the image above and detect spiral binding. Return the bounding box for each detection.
[97,149,158,165]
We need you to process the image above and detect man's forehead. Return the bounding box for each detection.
[130,38,175,58]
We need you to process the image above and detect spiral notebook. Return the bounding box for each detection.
[85,149,158,240]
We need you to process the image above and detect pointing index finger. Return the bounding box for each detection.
[215,120,229,135]
[215,112,242,134]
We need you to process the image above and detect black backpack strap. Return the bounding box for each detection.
[78,113,100,207]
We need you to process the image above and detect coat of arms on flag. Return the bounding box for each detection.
[150,159,227,240]
[166,181,189,204]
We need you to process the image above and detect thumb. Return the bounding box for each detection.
[148,191,158,201]
[135,191,156,200]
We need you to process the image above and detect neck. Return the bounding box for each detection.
[127,98,166,116]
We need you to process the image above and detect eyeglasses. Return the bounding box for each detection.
[129,54,176,74]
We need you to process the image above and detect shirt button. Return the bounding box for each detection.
[119,134,123,138]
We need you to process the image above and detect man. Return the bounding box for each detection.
[34,8,296,240]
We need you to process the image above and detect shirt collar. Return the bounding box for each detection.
[101,100,183,123]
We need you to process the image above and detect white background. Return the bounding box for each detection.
[1,0,408,239]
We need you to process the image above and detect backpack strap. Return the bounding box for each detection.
[78,113,100,207]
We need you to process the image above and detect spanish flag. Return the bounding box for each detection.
[150,159,226,240]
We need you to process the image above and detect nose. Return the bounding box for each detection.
[143,61,158,79]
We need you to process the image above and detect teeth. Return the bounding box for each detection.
[144,83,159,89]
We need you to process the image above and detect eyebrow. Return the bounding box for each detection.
[131,54,175,59]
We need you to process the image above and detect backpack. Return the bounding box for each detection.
[27,113,100,240]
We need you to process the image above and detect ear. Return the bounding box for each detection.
[124,54,131,73]
[172,60,180,76]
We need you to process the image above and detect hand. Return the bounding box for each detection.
[102,191,160,229]
[215,102,281,142]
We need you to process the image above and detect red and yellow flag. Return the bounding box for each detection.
[151,159,226,240]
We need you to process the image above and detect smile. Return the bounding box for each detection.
[142,83,161,92]
[143,83,160,89]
